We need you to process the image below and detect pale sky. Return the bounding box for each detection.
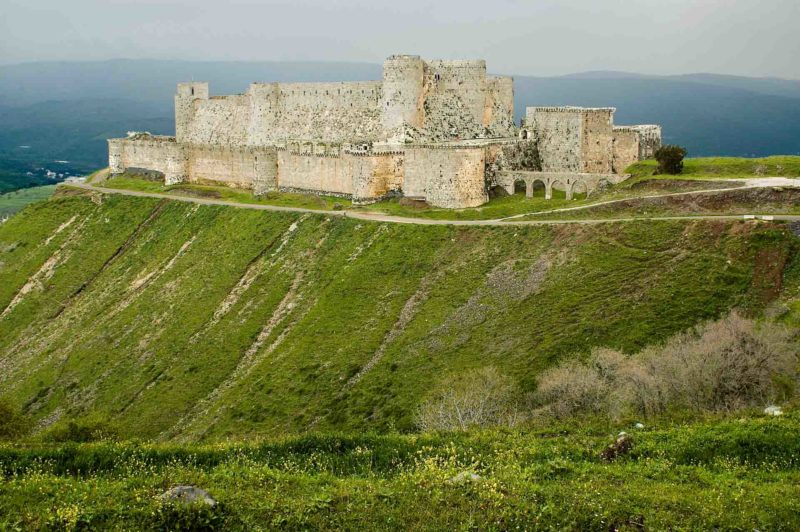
[2,0,799,78]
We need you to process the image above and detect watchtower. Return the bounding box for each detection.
[175,82,209,142]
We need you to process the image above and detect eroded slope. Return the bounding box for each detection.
[1,191,796,440]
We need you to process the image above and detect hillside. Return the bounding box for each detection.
[3,60,800,192]
[1,190,797,441]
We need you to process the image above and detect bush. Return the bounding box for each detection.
[416,367,522,431]
[654,145,687,175]
[44,419,118,443]
[0,399,30,440]
[535,312,798,419]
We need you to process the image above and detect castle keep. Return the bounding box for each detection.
[108,55,661,208]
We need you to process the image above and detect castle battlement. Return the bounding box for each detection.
[109,55,661,208]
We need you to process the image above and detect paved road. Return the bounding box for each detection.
[64,181,800,227]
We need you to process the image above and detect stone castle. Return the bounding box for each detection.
[108,55,661,208]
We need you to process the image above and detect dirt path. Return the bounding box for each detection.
[501,177,800,221]
[65,181,800,227]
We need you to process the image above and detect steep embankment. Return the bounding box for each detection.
[1,190,797,440]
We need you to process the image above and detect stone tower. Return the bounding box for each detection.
[175,82,209,142]
[380,55,425,137]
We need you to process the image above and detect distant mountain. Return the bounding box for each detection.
[1,60,799,191]
[0,59,382,107]
[512,76,800,157]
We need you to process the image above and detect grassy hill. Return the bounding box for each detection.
[1,190,798,441]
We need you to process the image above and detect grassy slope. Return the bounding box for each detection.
[521,187,800,221]
[0,185,56,218]
[625,155,800,181]
[103,175,352,210]
[1,412,799,530]
[1,191,797,441]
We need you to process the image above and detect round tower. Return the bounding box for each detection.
[381,55,424,135]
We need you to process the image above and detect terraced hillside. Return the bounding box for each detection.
[1,189,798,441]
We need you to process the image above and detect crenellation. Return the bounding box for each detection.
[109,55,661,209]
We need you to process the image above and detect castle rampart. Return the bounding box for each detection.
[109,55,661,208]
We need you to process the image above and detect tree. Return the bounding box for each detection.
[654,145,687,175]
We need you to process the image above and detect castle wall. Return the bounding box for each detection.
[612,127,641,174]
[404,146,487,208]
[188,146,277,191]
[350,152,404,202]
[632,125,662,158]
[526,108,583,172]
[277,149,352,195]
[109,137,187,185]
[581,109,614,173]
[180,81,384,147]
[181,95,252,147]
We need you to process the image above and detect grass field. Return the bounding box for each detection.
[625,155,800,181]
[0,185,56,219]
[1,411,799,530]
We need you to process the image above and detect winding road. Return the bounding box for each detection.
[64,178,800,227]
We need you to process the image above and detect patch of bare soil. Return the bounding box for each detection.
[629,179,743,192]
[168,186,222,199]
[398,197,430,209]
[748,246,791,309]
[584,187,800,217]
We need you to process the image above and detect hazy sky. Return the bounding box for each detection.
[2,0,799,78]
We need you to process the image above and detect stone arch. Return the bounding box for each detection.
[513,178,527,195]
[571,180,589,200]
[550,179,569,200]
[530,178,546,198]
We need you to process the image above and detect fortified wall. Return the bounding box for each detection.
[109,55,661,208]
[522,107,662,175]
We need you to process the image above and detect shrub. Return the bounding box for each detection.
[535,312,798,419]
[534,349,621,419]
[416,367,521,431]
[0,399,30,440]
[44,419,118,443]
[654,145,687,175]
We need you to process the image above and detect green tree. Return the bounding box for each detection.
[654,145,687,175]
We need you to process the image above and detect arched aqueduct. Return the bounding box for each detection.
[497,171,622,200]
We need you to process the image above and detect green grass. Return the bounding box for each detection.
[1,411,799,530]
[103,175,352,210]
[626,156,800,181]
[355,189,585,220]
[1,191,797,441]
[0,185,56,219]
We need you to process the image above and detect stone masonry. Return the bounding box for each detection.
[108,55,661,208]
